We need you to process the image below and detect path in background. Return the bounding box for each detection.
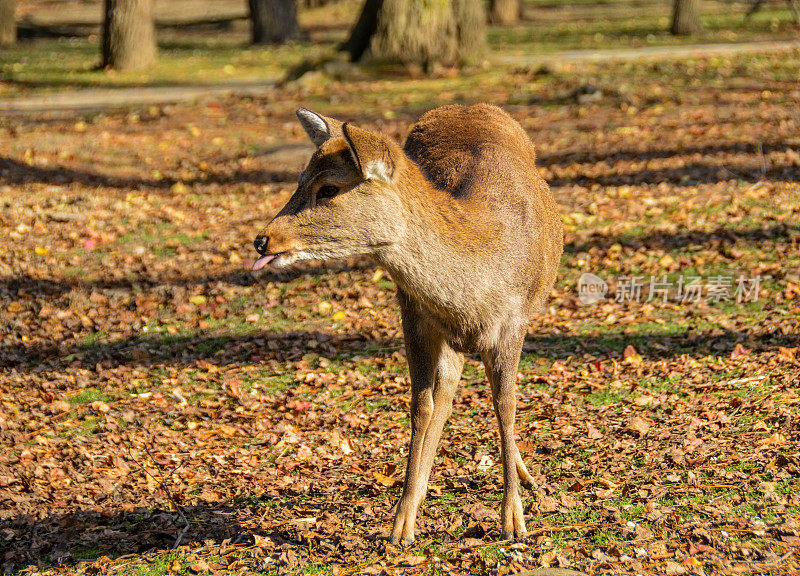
[494,39,800,65]
[0,80,278,115]
[1,40,798,115]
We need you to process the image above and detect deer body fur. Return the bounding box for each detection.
[253,103,563,543]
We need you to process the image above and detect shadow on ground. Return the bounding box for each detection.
[0,156,296,191]
[547,160,799,188]
[1,220,794,297]
[3,136,798,190]
[566,222,799,252]
[0,259,376,296]
[3,321,797,374]
[537,139,796,168]
[1,495,378,572]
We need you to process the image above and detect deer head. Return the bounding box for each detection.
[253,110,408,270]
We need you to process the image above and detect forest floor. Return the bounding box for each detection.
[1,46,800,576]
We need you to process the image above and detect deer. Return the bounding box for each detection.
[252,104,563,544]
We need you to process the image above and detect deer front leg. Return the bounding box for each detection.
[390,361,434,544]
[391,302,463,544]
[483,337,528,540]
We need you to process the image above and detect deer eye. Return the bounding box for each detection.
[316,185,339,202]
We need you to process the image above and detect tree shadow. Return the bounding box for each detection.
[545,159,798,188]
[537,139,796,168]
[3,315,796,374]
[536,138,800,187]
[0,156,296,190]
[0,327,403,373]
[523,328,799,363]
[0,258,372,299]
[1,496,359,572]
[565,222,799,253]
[1,76,278,94]
[17,15,246,41]
[0,271,257,301]
[3,505,233,569]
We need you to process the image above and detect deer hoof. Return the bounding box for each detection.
[388,534,414,545]
[501,528,527,541]
[501,493,527,541]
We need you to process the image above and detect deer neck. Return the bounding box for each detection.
[374,162,498,316]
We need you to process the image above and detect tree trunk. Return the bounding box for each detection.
[343,0,485,67]
[340,0,381,61]
[0,0,14,47]
[489,0,519,25]
[671,0,701,35]
[453,0,486,63]
[102,0,157,70]
[249,0,298,44]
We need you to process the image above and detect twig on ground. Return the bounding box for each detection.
[125,442,191,549]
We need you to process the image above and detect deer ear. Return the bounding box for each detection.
[342,123,396,183]
[296,109,343,147]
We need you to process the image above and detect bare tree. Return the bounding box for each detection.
[249,0,299,44]
[671,0,702,35]
[102,0,157,70]
[342,0,485,68]
[489,0,519,25]
[0,0,14,47]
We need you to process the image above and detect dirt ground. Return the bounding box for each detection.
[1,50,799,575]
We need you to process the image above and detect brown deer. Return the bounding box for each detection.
[253,104,563,543]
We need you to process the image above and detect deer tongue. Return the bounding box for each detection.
[252,254,276,271]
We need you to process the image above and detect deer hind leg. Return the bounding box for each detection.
[483,337,528,540]
[390,307,463,544]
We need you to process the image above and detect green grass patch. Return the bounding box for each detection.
[66,387,111,406]
[128,552,187,576]
[304,563,334,575]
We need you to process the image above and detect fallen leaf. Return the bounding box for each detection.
[91,401,111,413]
[761,432,787,445]
[623,344,643,365]
[629,416,651,435]
[587,423,603,439]
[372,471,399,487]
[730,343,750,359]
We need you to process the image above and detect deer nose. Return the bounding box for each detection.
[254,235,269,255]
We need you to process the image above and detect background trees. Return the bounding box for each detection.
[671,0,702,35]
[102,0,157,70]
[342,0,486,68]
[0,0,14,47]
[490,0,520,25]
[248,0,299,45]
